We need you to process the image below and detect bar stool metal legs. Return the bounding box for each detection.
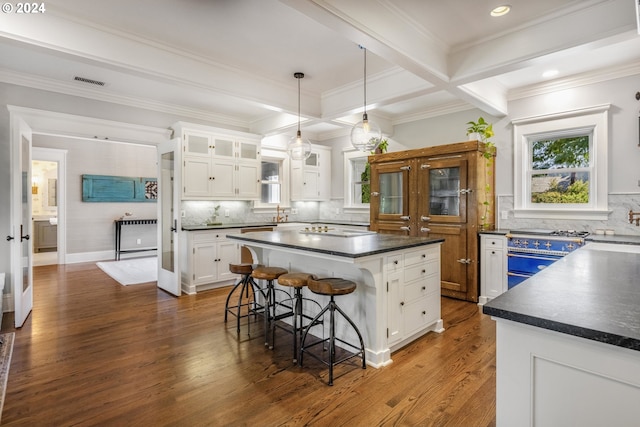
[251,266,288,349]
[224,263,263,336]
[300,277,366,386]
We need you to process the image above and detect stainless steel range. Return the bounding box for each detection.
[506,229,589,288]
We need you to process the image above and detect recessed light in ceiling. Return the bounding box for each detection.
[542,69,559,78]
[490,5,511,17]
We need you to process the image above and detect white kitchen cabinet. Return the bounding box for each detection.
[291,146,331,201]
[478,234,507,305]
[387,245,441,349]
[175,122,261,200]
[181,229,241,294]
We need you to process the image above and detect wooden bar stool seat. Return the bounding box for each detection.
[300,277,366,386]
[252,266,289,348]
[276,273,324,364]
[224,263,263,336]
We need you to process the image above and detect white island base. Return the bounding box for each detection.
[243,240,444,368]
[494,319,640,426]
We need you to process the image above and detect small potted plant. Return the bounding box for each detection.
[466,117,494,142]
[361,139,388,203]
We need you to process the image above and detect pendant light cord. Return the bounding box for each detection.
[361,45,367,116]
[297,74,301,132]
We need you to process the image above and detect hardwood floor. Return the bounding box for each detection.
[1,263,496,426]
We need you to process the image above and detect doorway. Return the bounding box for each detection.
[31,147,67,267]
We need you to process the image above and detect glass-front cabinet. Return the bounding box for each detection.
[370,159,411,235]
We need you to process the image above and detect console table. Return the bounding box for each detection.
[114,218,157,260]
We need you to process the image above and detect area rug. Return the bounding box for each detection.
[0,332,15,423]
[96,257,157,286]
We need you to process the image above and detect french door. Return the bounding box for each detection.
[10,115,34,327]
[156,138,181,296]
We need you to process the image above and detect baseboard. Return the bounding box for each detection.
[3,294,13,314]
[65,250,156,264]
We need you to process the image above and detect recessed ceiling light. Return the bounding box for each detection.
[490,5,511,17]
[542,69,559,78]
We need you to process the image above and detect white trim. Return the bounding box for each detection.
[252,147,290,211]
[513,104,609,219]
[343,150,371,209]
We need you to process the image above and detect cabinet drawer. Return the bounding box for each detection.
[387,254,403,272]
[484,236,504,249]
[405,273,440,301]
[191,229,233,243]
[403,295,440,336]
[403,259,438,283]
[404,247,438,266]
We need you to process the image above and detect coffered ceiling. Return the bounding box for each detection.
[0,0,638,140]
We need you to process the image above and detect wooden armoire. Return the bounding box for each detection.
[368,141,495,302]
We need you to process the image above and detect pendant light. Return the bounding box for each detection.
[287,72,312,160]
[350,46,382,152]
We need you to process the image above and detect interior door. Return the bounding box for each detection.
[157,138,181,296]
[10,115,34,327]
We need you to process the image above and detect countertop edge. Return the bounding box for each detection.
[228,233,444,258]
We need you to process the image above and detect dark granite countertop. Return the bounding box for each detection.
[586,234,640,245]
[227,230,443,258]
[182,223,275,231]
[182,220,370,231]
[483,246,640,351]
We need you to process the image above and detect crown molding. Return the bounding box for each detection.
[508,60,640,100]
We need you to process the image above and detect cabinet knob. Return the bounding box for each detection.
[422,269,426,273]
[420,227,431,233]
[400,301,405,306]
[491,241,496,245]
[422,311,426,315]
[422,286,426,290]
[393,260,398,265]
[492,251,495,254]
[421,216,431,222]
[400,226,410,231]
[400,215,410,221]
[421,254,426,258]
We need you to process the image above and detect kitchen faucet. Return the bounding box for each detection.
[273,205,288,223]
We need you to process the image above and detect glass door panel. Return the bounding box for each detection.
[379,172,403,215]
[419,157,467,224]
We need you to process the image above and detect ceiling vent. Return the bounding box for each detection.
[73,76,106,87]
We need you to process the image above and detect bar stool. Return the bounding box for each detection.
[224,263,263,336]
[276,273,324,364]
[251,266,289,348]
[300,277,366,386]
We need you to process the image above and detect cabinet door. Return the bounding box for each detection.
[183,132,212,157]
[183,156,212,198]
[417,157,467,224]
[424,223,468,296]
[482,236,507,299]
[302,170,319,199]
[236,161,260,199]
[387,269,403,347]
[212,137,234,159]
[370,160,412,235]
[238,140,259,161]
[216,239,239,282]
[210,158,235,199]
[192,242,216,284]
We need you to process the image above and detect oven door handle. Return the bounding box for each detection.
[507,272,530,278]
[507,253,562,262]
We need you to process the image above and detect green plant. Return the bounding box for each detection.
[466,117,494,142]
[361,139,388,203]
[466,118,496,230]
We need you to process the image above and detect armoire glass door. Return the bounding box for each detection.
[420,157,467,223]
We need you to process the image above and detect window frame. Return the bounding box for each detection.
[343,149,371,213]
[512,104,610,220]
[252,148,290,212]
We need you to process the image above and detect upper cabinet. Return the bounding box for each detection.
[175,123,261,200]
[291,145,331,201]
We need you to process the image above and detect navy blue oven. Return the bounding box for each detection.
[506,231,587,289]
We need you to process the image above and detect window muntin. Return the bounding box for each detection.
[343,150,370,209]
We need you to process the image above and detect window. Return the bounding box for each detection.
[260,160,281,204]
[513,104,610,220]
[343,150,370,210]
[252,148,289,210]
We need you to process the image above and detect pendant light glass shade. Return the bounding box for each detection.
[351,46,382,152]
[288,72,312,161]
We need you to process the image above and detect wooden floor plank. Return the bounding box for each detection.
[1,263,496,426]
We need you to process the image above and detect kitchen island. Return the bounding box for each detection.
[483,244,640,426]
[227,230,444,367]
